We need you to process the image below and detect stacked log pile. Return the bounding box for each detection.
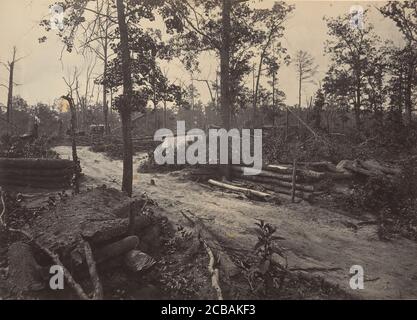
[230,165,318,201]
[0,158,74,189]
[2,186,158,299]
[206,159,400,202]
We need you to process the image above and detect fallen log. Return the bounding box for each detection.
[232,172,315,192]
[265,164,293,174]
[267,164,325,180]
[231,166,294,182]
[202,239,223,300]
[0,158,74,170]
[298,161,340,173]
[94,236,139,264]
[358,159,400,176]
[82,215,153,244]
[208,179,272,201]
[337,160,380,178]
[181,211,239,297]
[83,241,103,300]
[234,179,311,201]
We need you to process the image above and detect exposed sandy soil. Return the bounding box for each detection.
[54,146,417,299]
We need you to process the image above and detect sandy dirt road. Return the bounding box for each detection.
[54,146,417,299]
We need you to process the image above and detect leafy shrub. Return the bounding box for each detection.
[249,220,286,295]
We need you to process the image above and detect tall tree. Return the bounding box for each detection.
[82,0,115,134]
[312,88,325,129]
[384,44,417,123]
[380,1,417,126]
[293,50,318,109]
[115,0,134,196]
[0,47,24,134]
[252,3,293,125]
[324,10,380,129]
[220,0,231,132]
[380,1,417,44]
[163,0,293,126]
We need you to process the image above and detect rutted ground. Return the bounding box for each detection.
[54,146,417,299]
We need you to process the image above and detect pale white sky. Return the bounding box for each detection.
[0,1,404,109]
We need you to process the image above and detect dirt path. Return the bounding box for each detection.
[54,146,417,299]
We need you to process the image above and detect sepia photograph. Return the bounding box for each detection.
[0,0,416,304]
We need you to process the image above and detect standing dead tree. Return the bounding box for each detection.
[79,0,116,134]
[0,47,25,134]
[294,50,318,109]
[292,50,318,131]
[74,56,98,132]
[63,68,82,194]
[40,1,117,134]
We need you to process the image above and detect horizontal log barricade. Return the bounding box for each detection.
[0,158,75,189]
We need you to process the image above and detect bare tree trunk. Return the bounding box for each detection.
[285,109,289,140]
[253,29,274,127]
[63,95,80,194]
[220,0,232,180]
[272,72,276,127]
[272,72,276,107]
[404,58,415,126]
[103,3,111,135]
[354,71,361,129]
[297,68,303,129]
[163,100,167,128]
[103,45,110,135]
[298,68,302,109]
[116,0,133,197]
[6,48,16,135]
[291,159,296,203]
